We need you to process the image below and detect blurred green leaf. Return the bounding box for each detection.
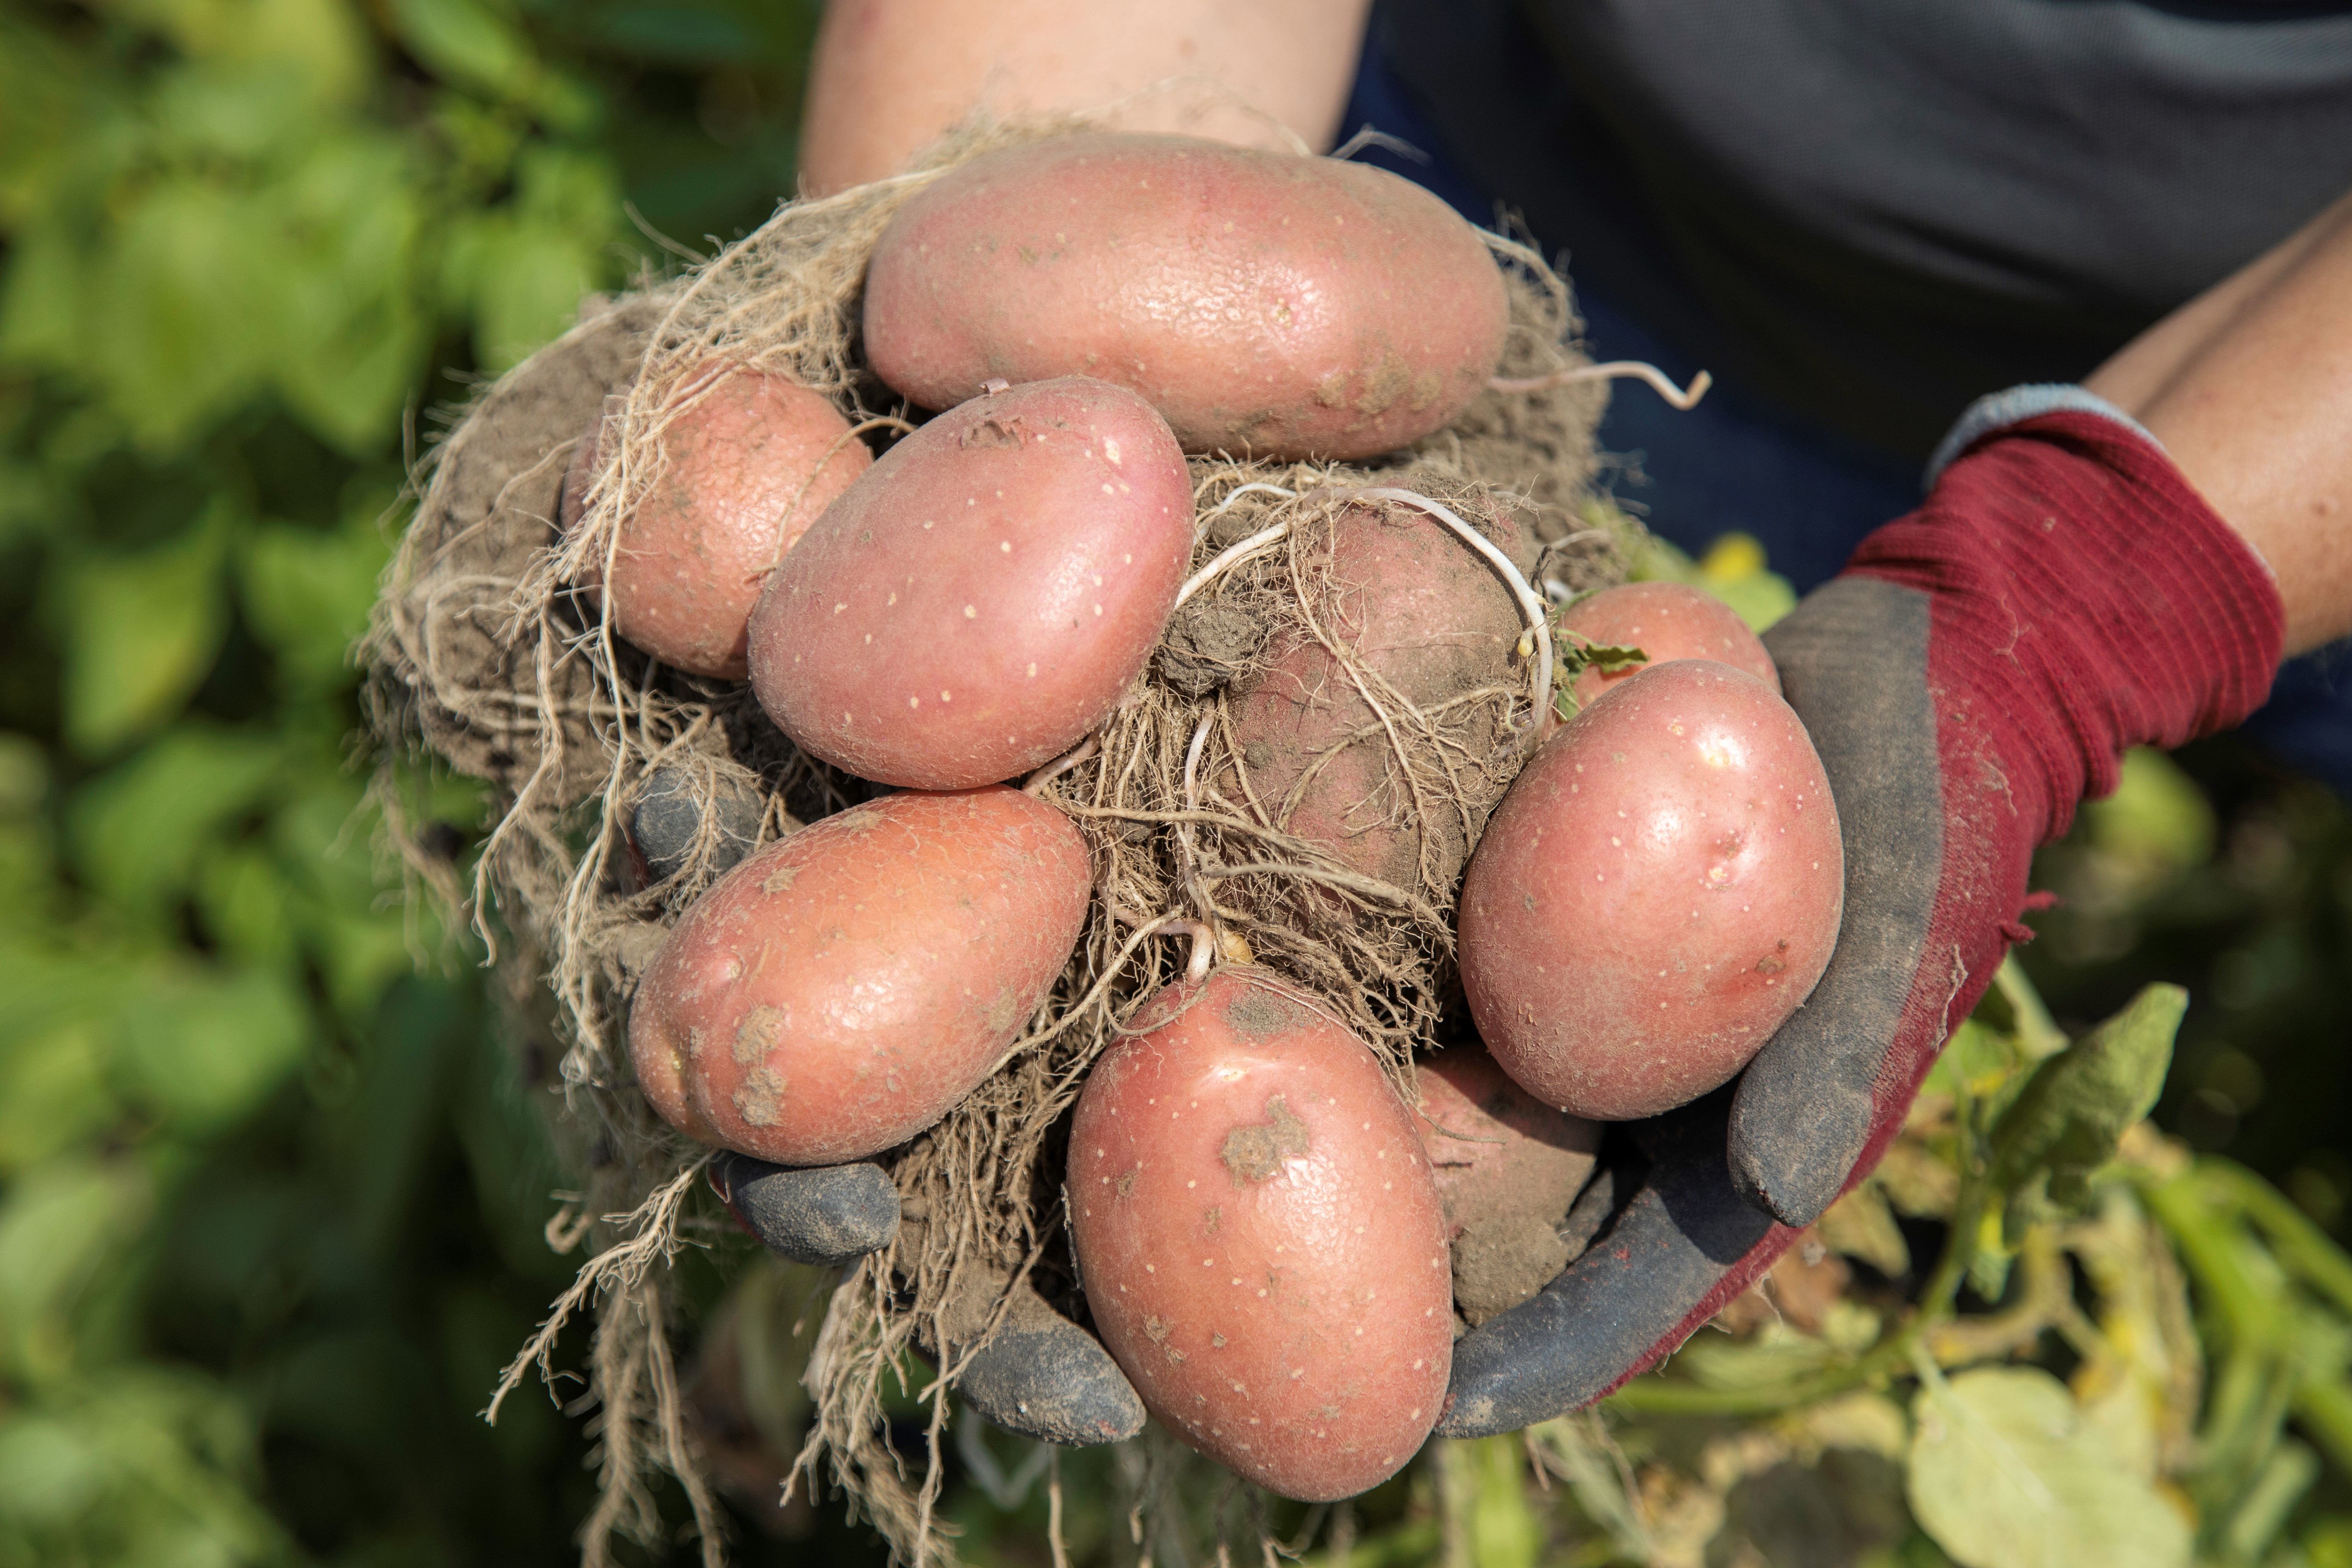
[0,18,89,226]
[67,723,282,911]
[114,964,309,1128]
[100,0,371,106]
[0,1156,151,1385]
[193,845,301,969]
[57,501,236,757]
[1906,1365,2191,1568]
[0,1367,298,1563]
[269,134,433,453]
[389,0,597,129]
[443,145,619,371]
[2084,747,2216,884]
[0,220,85,374]
[0,1024,117,1174]
[0,1413,109,1525]
[238,513,391,687]
[88,182,280,452]
[1629,530,1799,633]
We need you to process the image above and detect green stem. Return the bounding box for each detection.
[2200,1158,2352,1318]
[2136,1167,2270,1342]
[2290,1379,2352,1477]
[1607,1162,1997,1419]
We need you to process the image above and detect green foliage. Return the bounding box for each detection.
[0,0,836,1561]
[1623,525,1799,633]
[1992,982,2184,1238]
[1907,1363,2191,1568]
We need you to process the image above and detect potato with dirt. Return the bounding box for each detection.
[862,133,1510,461]
[1069,967,1452,1501]
[1416,1043,1599,1236]
[748,377,1192,790]
[1556,580,1779,708]
[1226,498,1536,897]
[561,363,872,679]
[1415,1044,1602,1326]
[628,785,1088,1165]
[1458,659,1842,1120]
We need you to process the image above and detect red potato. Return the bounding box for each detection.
[628,786,1088,1165]
[748,378,1191,790]
[1070,968,1452,1501]
[1556,581,1778,708]
[863,134,1508,461]
[1458,660,1842,1121]
[1417,1043,1601,1326]
[560,365,872,679]
[1228,501,1531,894]
[1415,1044,1599,1237]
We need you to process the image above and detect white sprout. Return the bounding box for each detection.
[1490,360,1714,410]
[1348,487,1555,746]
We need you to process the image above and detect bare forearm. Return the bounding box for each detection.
[2086,191,2352,654]
[798,0,1372,195]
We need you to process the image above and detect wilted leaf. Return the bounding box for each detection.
[1907,1365,2191,1568]
[1818,1181,1912,1279]
[57,502,235,756]
[1992,984,2184,1240]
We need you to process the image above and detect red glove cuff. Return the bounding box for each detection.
[1847,410,2285,845]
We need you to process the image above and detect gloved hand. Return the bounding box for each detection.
[1439,388,2284,1433]
[711,1151,1144,1446]
[696,388,2287,1448]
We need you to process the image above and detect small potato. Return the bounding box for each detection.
[629,786,1088,1164]
[1458,661,1842,1120]
[561,365,871,679]
[748,378,1191,790]
[1415,1044,1598,1238]
[1557,581,1778,708]
[863,134,1508,461]
[1069,968,1451,1501]
[1229,501,1531,894]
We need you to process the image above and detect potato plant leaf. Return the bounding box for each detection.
[1907,1365,2191,1568]
[1549,637,1647,716]
[1990,983,2184,1242]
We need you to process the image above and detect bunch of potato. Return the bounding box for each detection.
[594,133,1842,1502]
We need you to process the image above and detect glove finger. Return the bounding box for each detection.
[1437,1088,1783,1438]
[1734,580,1941,1228]
[952,1278,1147,1447]
[712,1153,900,1266]
[633,763,765,884]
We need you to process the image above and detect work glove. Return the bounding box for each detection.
[1441,388,2284,1432]
[711,1151,1145,1445]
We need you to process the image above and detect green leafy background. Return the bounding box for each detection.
[2,4,2348,1563]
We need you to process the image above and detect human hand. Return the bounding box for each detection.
[1438,390,2285,1434]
